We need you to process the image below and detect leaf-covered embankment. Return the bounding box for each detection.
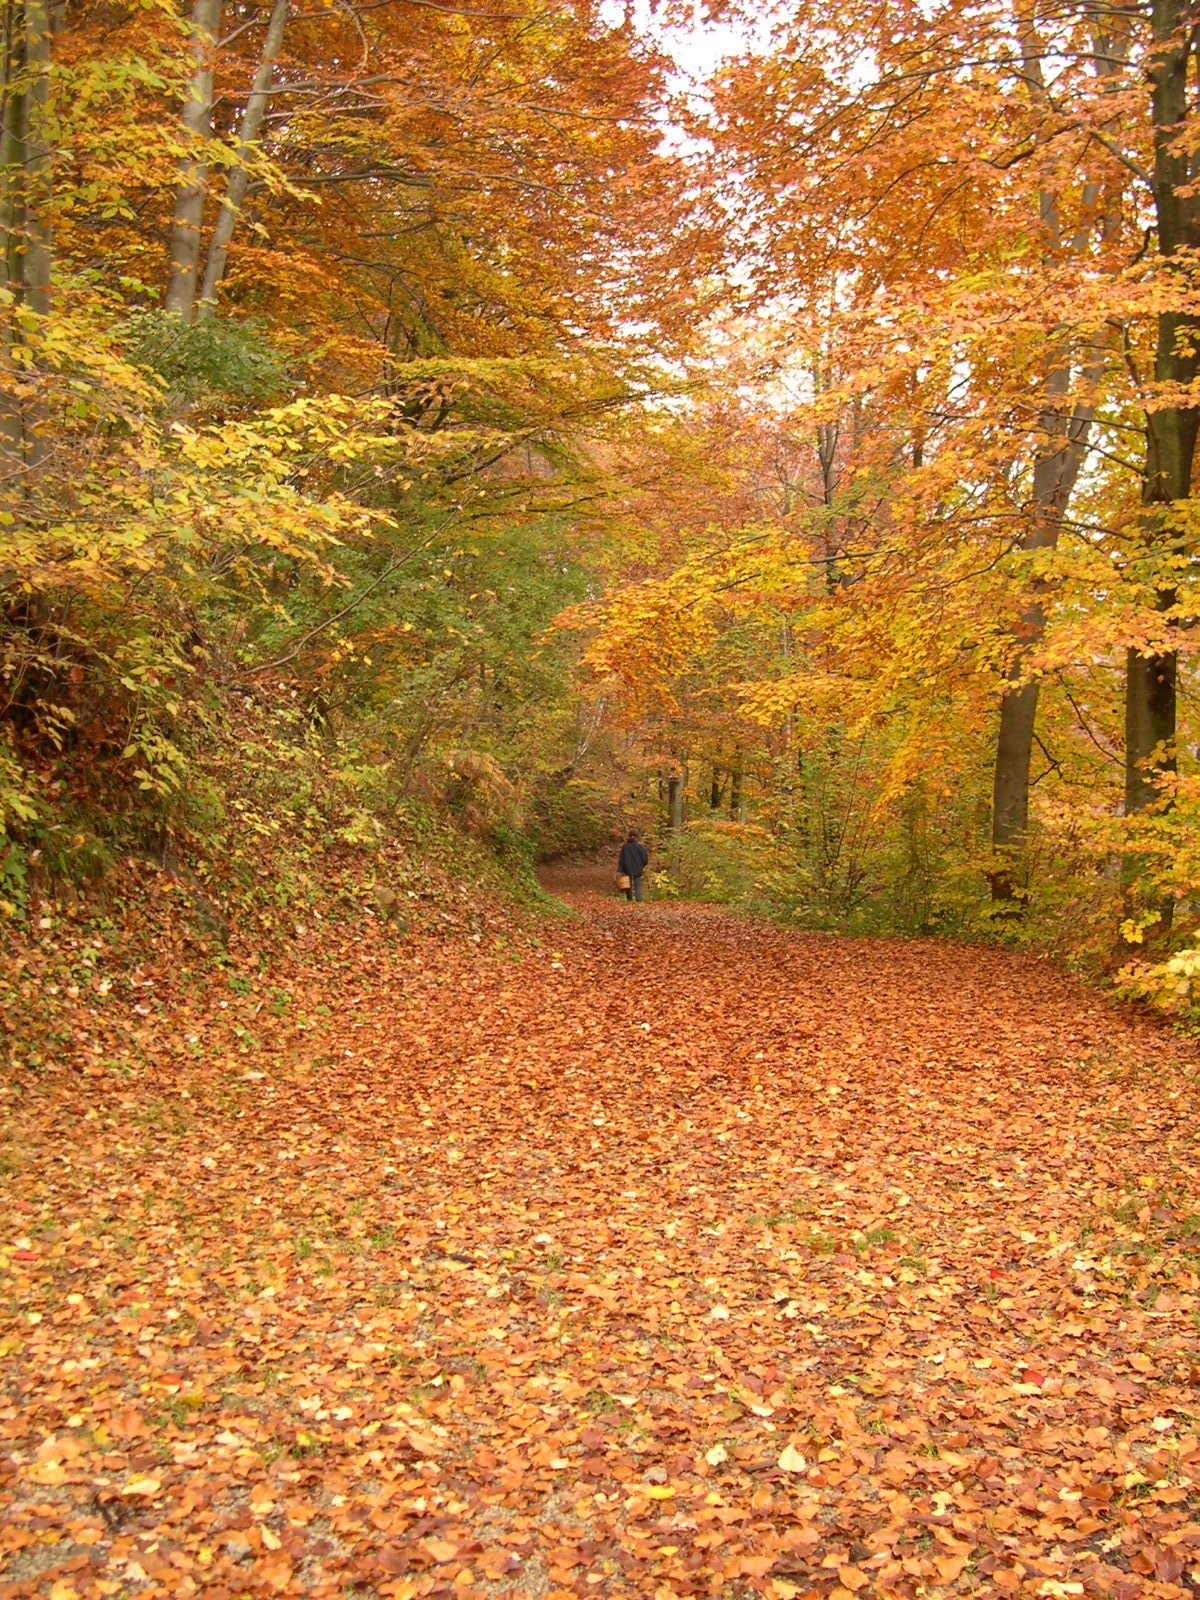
[2,868,1200,1599]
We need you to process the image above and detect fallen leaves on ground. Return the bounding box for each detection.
[3,863,1200,1599]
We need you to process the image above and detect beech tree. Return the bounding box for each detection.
[1123,0,1200,936]
[0,0,51,477]
[163,0,221,320]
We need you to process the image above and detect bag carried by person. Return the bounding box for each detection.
[616,872,631,891]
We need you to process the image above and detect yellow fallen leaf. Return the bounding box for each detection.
[645,1484,676,1499]
[123,1476,162,1497]
[778,1442,807,1473]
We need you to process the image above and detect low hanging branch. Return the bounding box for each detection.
[241,514,463,677]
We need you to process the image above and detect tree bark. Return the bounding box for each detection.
[668,761,687,839]
[989,21,1122,902]
[197,0,288,315]
[1122,0,1200,935]
[0,3,28,473]
[0,0,52,483]
[1125,647,1176,814]
[164,0,222,321]
[990,388,1094,897]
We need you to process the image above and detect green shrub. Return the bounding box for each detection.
[529,778,616,860]
[125,309,290,408]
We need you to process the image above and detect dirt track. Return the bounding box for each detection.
[3,870,1199,1598]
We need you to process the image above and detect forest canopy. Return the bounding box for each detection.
[4,0,1200,1011]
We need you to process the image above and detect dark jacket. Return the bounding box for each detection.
[619,839,649,877]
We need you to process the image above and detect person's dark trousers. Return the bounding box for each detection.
[626,875,643,902]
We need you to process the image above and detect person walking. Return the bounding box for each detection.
[618,829,650,902]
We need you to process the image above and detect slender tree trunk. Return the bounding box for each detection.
[197,0,287,314]
[0,4,28,474]
[795,748,808,846]
[990,390,1094,897]
[164,0,222,321]
[20,0,46,472]
[1122,0,1200,937]
[728,757,742,821]
[814,390,841,592]
[19,0,47,316]
[1125,647,1176,814]
[989,23,1127,903]
[709,767,722,810]
[668,761,687,837]
[0,0,51,483]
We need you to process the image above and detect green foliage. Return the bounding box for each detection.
[528,778,617,861]
[663,819,773,907]
[654,740,986,937]
[124,310,291,408]
[0,739,40,836]
[0,738,36,918]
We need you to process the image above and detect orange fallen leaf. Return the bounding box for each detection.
[422,1539,460,1563]
[740,1554,777,1577]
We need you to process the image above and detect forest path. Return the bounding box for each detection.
[4,876,1200,1599]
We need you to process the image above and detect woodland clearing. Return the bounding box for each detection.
[3,867,1200,1600]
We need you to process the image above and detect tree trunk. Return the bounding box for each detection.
[989,396,1093,898]
[709,767,722,810]
[989,26,1121,903]
[1122,0,1200,935]
[668,761,687,841]
[164,0,222,321]
[0,4,28,474]
[20,0,47,318]
[814,393,841,591]
[0,0,52,483]
[1126,648,1176,815]
[197,0,288,315]
[728,758,742,821]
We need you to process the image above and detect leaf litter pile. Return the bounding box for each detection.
[4,866,1200,1600]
